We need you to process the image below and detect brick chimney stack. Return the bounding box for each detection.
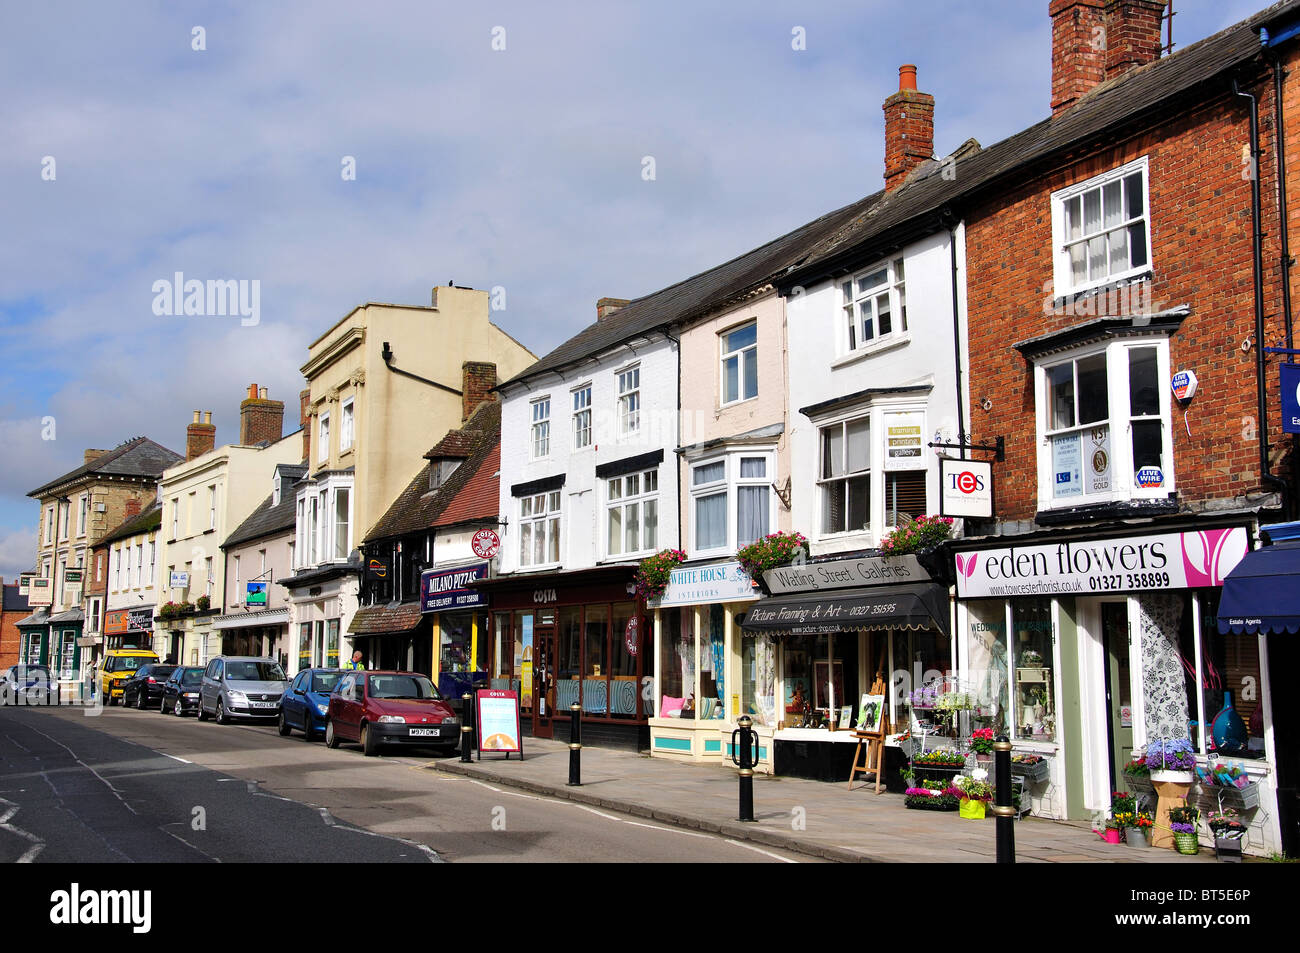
[1102,0,1165,81]
[596,297,630,321]
[299,389,312,464]
[1051,1,1163,115]
[239,383,286,447]
[186,411,216,461]
[461,362,497,421]
[83,449,106,465]
[124,497,142,520]
[883,65,935,192]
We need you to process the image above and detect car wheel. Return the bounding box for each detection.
[361,722,379,757]
[173,698,184,717]
[100,691,109,707]
[216,700,228,725]
[277,710,292,736]
[198,702,209,722]
[136,690,147,710]
[324,719,339,749]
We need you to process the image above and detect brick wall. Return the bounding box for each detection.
[964,65,1292,524]
[462,361,497,421]
[239,391,286,446]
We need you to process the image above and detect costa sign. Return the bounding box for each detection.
[954,527,1249,599]
[939,458,993,519]
[471,529,501,560]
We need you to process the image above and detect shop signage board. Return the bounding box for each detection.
[105,609,131,635]
[169,571,189,589]
[127,607,153,631]
[652,561,756,607]
[471,529,501,560]
[475,689,522,757]
[883,411,924,470]
[245,582,269,607]
[27,578,52,607]
[624,616,639,656]
[18,573,35,595]
[367,557,389,580]
[1282,362,1300,434]
[763,554,929,595]
[939,458,993,518]
[520,615,534,708]
[953,526,1250,598]
[420,563,488,612]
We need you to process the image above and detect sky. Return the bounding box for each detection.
[0,0,1265,581]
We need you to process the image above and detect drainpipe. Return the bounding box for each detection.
[1234,76,1289,498]
[1272,51,1295,355]
[665,327,683,553]
[949,223,968,459]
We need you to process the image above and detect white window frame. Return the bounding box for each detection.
[77,494,87,536]
[530,397,551,460]
[518,491,562,569]
[1033,336,1175,510]
[318,413,330,464]
[208,485,217,531]
[340,397,355,452]
[617,364,641,436]
[605,468,660,559]
[720,321,758,406]
[840,256,908,355]
[816,414,874,540]
[59,499,69,539]
[45,506,54,544]
[687,450,777,557]
[147,541,154,588]
[571,384,592,451]
[171,498,179,539]
[1051,156,1153,298]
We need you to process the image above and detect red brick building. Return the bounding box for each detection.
[0,580,31,670]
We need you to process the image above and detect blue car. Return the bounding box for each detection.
[278,668,344,739]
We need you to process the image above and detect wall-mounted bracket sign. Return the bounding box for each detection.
[939,458,994,518]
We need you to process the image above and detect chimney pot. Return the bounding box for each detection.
[248,384,258,400]
[898,64,918,91]
[259,387,268,399]
[192,411,201,424]
[203,411,212,425]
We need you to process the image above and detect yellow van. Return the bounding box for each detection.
[98,648,159,706]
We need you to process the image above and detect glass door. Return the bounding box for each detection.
[1100,601,1133,795]
[533,623,556,739]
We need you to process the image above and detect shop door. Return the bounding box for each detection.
[532,625,556,739]
[1100,601,1133,795]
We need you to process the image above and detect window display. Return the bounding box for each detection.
[658,607,694,718]
[967,601,1009,735]
[743,632,776,726]
[1183,591,1266,761]
[1012,599,1055,742]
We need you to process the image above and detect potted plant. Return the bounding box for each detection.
[196,595,211,612]
[1122,754,1155,795]
[158,602,178,620]
[1020,648,1043,667]
[904,781,963,811]
[969,727,995,762]
[955,772,994,819]
[1146,738,1197,782]
[913,749,967,769]
[1009,752,1050,783]
[1195,761,1261,810]
[1168,806,1201,855]
[635,549,686,602]
[1131,812,1155,847]
[736,531,808,594]
[1207,808,1247,862]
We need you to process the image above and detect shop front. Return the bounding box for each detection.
[16,608,86,696]
[472,566,650,750]
[422,562,491,698]
[212,609,289,667]
[106,606,154,651]
[346,603,424,673]
[740,553,953,781]
[646,560,759,766]
[952,522,1283,854]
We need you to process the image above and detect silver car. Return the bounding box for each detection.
[198,656,287,725]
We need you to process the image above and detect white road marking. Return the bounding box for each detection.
[724,839,798,863]
[0,796,45,863]
[163,754,192,764]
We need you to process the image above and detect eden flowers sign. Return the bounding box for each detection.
[953,527,1249,598]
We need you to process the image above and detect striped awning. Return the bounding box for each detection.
[212,608,290,631]
[741,583,950,637]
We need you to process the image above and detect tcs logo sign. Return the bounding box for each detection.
[949,469,985,495]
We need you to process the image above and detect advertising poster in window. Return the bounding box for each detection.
[1087,426,1111,493]
[1051,434,1082,497]
[475,689,522,754]
[520,615,534,708]
[883,411,924,470]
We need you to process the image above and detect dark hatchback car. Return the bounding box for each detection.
[122,664,177,709]
[325,671,459,757]
[160,666,205,716]
[278,668,343,739]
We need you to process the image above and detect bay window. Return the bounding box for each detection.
[1035,337,1173,508]
[519,491,562,568]
[607,468,659,558]
[688,451,775,555]
[691,460,728,553]
[819,417,871,535]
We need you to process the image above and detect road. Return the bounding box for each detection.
[0,703,808,863]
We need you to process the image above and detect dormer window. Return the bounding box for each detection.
[429,458,463,490]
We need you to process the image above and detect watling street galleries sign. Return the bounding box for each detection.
[953,527,1249,598]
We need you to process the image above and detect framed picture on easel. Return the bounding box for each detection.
[857,693,885,734]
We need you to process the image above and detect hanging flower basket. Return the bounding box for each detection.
[1011,754,1052,784]
[636,549,686,602]
[736,532,808,594]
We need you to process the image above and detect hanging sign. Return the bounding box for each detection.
[366,558,389,580]
[245,581,269,607]
[27,578,52,607]
[1171,370,1198,402]
[471,529,501,560]
[939,459,993,518]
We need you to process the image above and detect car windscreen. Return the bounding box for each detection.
[179,668,204,686]
[225,661,285,681]
[151,666,177,680]
[106,656,149,673]
[367,674,438,700]
[310,672,342,694]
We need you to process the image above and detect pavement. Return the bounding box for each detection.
[431,736,1218,864]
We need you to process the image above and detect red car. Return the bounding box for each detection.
[324,670,460,757]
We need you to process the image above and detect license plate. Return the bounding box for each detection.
[409,728,440,737]
[252,702,277,709]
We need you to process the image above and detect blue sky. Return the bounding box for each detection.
[0,0,1263,580]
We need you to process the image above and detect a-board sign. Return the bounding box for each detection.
[475,689,522,756]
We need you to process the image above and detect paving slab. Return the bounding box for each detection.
[429,737,1216,863]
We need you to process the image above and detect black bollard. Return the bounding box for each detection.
[568,703,582,786]
[992,735,1016,863]
[461,693,474,763]
[731,715,757,822]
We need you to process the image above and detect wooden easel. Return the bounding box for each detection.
[848,671,890,794]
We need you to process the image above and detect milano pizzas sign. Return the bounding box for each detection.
[954,527,1249,598]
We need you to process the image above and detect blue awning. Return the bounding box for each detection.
[1217,540,1300,634]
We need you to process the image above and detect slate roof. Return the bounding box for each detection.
[501,0,1300,388]
[223,464,307,549]
[102,501,163,545]
[27,437,183,498]
[364,401,502,543]
[2,584,29,614]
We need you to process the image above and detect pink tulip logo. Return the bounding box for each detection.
[954,553,979,580]
[1181,528,1248,587]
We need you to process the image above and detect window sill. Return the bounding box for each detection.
[718,395,759,413]
[831,335,911,369]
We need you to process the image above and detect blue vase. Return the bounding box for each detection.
[1211,692,1247,755]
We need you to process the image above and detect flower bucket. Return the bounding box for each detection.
[959,798,986,820]
[1126,829,1149,848]
[1174,832,1200,855]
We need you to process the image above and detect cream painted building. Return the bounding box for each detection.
[285,285,535,672]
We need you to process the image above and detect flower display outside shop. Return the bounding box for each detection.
[1122,755,1151,778]
[954,773,994,802]
[736,531,808,583]
[905,783,963,811]
[158,601,193,620]
[1208,808,1247,835]
[878,514,954,555]
[636,549,686,601]
[913,749,966,768]
[196,595,210,611]
[1146,738,1197,772]
[969,728,995,755]
[1168,805,1200,836]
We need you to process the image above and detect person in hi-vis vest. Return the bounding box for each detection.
[343,651,365,672]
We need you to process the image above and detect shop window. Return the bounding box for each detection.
[658,607,694,719]
[583,606,609,715]
[967,601,1011,737]
[742,632,776,726]
[608,602,639,718]
[1011,599,1056,742]
[440,611,485,674]
[819,417,871,536]
[1183,591,1266,761]
[892,628,955,733]
[326,619,340,668]
[298,623,312,672]
[695,604,725,720]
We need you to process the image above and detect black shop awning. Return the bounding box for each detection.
[741,583,949,637]
[1217,540,1300,635]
